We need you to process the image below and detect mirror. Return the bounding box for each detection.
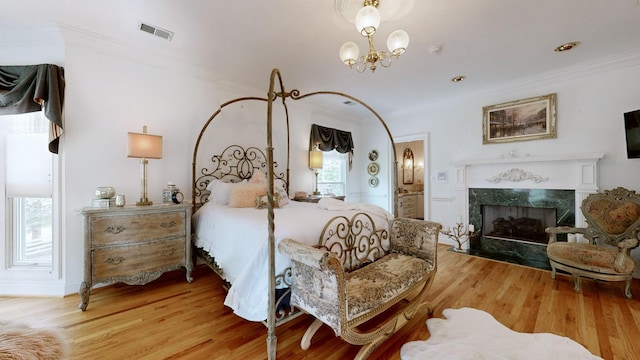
[403,148,414,184]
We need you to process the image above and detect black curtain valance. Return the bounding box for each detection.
[0,64,65,154]
[309,123,354,170]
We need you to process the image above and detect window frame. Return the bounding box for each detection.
[1,111,60,277]
[316,150,348,196]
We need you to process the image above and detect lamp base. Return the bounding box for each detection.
[136,200,153,206]
[312,191,321,196]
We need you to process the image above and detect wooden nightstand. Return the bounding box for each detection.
[293,195,345,203]
[79,203,192,310]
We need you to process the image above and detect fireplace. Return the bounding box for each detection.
[468,188,575,269]
[482,205,556,245]
[453,152,603,270]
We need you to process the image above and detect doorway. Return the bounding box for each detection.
[393,134,428,220]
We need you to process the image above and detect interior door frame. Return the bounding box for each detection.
[392,133,430,220]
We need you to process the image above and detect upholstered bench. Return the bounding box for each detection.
[279,215,441,360]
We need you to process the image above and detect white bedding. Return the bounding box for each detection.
[192,199,393,321]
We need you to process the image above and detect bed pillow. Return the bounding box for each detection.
[229,183,267,208]
[249,171,267,184]
[276,187,290,207]
[206,180,236,205]
[275,179,286,190]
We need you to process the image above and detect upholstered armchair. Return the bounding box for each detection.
[545,187,640,299]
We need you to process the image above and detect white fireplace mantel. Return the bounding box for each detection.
[452,152,605,167]
[453,152,605,238]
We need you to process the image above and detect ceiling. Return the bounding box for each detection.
[2,0,640,119]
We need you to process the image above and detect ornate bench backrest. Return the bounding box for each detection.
[317,212,389,272]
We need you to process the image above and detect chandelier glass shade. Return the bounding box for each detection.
[339,0,409,72]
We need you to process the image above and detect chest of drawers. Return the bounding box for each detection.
[399,194,417,218]
[79,203,192,310]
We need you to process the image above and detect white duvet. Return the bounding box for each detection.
[192,199,393,321]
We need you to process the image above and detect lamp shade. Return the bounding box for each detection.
[339,42,360,65]
[128,132,163,159]
[309,149,323,170]
[355,5,380,36]
[387,29,409,56]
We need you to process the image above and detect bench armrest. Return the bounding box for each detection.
[279,238,345,334]
[389,218,441,264]
[278,238,330,270]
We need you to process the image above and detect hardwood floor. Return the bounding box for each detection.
[1,245,639,360]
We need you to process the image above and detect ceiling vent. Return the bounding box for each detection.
[139,22,174,41]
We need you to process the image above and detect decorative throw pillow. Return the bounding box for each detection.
[256,193,281,209]
[229,183,267,208]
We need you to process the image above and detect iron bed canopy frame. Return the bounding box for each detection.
[191,69,398,359]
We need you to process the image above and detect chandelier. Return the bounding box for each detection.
[339,0,409,73]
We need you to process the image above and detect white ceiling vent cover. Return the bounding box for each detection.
[139,22,174,41]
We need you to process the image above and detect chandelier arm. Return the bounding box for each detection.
[352,55,367,73]
[378,51,392,68]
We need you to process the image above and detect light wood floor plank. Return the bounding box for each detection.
[1,245,639,359]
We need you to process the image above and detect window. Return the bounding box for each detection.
[317,150,347,196]
[1,111,54,268]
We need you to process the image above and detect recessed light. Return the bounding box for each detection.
[554,41,580,52]
[451,75,465,83]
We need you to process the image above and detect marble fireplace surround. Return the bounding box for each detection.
[453,152,604,268]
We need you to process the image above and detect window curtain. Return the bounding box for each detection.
[0,64,65,154]
[309,123,354,170]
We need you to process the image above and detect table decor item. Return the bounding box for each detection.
[93,186,116,208]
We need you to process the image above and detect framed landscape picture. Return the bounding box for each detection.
[482,93,557,144]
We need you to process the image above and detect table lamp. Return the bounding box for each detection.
[128,126,162,206]
[309,146,323,196]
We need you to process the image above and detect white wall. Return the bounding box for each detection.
[385,56,640,276]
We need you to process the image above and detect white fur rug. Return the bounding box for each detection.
[0,321,67,360]
[401,307,602,360]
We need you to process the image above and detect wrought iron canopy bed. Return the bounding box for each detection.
[191,69,399,359]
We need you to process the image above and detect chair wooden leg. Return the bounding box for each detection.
[550,264,557,279]
[572,275,581,293]
[301,318,324,350]
[624,279,632,299]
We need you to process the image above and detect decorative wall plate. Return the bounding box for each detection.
[368,150,378,161]
[367,162,379,175]
[368,176,379,188]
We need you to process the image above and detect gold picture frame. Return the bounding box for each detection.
[482,93,557,144]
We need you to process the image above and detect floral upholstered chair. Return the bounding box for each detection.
[546,187,640,299]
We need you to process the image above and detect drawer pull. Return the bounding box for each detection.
[106,256,126,265]
[105,225,126,234]
[161,247,176,257]
[160,221,177,228]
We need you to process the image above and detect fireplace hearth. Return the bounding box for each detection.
[469,188,575,270]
